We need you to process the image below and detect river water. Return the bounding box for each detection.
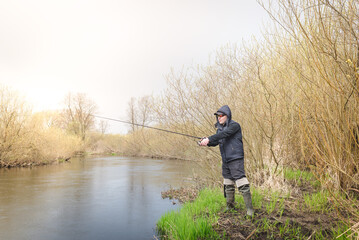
[0,156,196,240]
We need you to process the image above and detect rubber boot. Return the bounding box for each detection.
[239,185,254,217]
[225,184,235,211]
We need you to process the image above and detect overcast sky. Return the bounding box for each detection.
[0,0,269,133]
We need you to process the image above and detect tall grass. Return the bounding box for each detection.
[157,188,226,240]
[283,168,321,189]
[332,222,358,240]
[303,191,331,213]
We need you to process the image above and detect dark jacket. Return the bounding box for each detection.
[208,105,244,162]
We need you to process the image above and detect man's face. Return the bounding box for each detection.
[218,114,227,125]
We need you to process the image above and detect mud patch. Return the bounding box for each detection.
[161,187,199,204]
[212,203,339,239]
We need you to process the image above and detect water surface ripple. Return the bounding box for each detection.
[0,156,194,240]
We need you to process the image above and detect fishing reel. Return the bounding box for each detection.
[197,137,206,146]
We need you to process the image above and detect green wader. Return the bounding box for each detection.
[238,184,254,216]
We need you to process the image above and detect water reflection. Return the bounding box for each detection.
[0,156,195,240]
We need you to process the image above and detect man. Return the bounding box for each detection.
[199,105,254,216]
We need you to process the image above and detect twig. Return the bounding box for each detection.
[255,212,266,218]
[232,231,246,240]
[272,216,284,223]
[216,221,229,228]
[348,188,359,193]
[336,222,359,239]
[306,230,316,240]
[245,228,257,240]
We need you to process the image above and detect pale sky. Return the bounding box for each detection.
[0,0,269,133]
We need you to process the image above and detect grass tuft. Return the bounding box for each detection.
[303,190,331,213]
[284,168,321,188]
[157,188,226,240]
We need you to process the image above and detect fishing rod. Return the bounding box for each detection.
[92,115,202,140]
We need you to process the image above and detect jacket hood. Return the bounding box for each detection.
[215,105,232,121]
[214,105,232,128]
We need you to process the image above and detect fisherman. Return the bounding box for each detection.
[199,105,254,216]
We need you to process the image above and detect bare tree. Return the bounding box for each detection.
[126,97,137,132]
[137,95,153,128]
[126,95,153,132]
[0,85,31,165]
[98,120,108,135]
[61,92,97,141]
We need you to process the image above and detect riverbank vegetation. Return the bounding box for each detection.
[154,0,359,237]
[158,168,356,239]
[0,89,96,167]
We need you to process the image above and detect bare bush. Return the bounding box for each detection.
[29,111,83,161]
[0,85,33,166]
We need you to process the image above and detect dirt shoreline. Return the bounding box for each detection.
[0,160,55,168]
[0,152,194,169]
[160,186,346,239]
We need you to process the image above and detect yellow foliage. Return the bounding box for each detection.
[34,127,83,162]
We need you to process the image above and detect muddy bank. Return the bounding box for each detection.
[160,186,348,239]
[0,160,56,168]
[161,187,199,204]
[0,147,197,169]
[212,201,341,239]
[0,156,74,168]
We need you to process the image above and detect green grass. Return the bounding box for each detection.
[266,191,280,215]
[331,222,357,240]
[278,219,291,237]
[157,186,353,240]
[303,190,331,213]
[251,187,264,209]
[254,189,287,216]
[283,168,321,188]
[255,217,306,239]
[305,222,356,240]
[157,188,226,240]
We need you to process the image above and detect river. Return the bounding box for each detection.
[0,156,196,240]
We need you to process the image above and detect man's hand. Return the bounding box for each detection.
[199,137,209,146]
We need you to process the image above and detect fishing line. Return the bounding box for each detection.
[92,115,202,140]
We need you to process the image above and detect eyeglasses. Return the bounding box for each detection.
[217,114,225,118]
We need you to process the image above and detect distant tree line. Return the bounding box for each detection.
[0,88,101,167]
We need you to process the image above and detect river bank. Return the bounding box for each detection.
[0,149,194,169]
[0,157,73,168]
[0,154,76,168]
[158,169,357,239]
